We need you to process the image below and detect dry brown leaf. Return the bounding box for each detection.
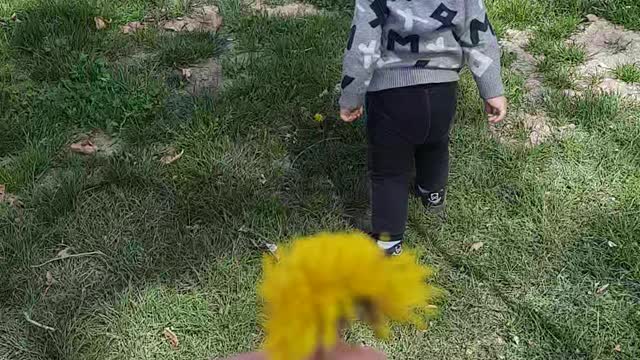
[470,242,485,251]
[596,283,610,295]
[163,327,179,349]
[46,271,55,286]
[56,248,72,259]
[160,148,184,165]
[94,16,108,30]
[0,185,24,210]
[120,21,145,34]
[70,139,98,155]
[614,344,621,352]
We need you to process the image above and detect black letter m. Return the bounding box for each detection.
[387,30,420,53]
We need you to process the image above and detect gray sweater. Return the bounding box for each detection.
[340,0,504,109]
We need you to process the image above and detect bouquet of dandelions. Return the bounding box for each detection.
[259,232,441,360]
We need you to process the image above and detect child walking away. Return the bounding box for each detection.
[339,0,507,255]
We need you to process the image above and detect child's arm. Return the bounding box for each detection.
[456,0,507,122]
[339,0,384,121]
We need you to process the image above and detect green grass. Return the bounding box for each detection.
[2,0,640,359]
[613,63,640,84]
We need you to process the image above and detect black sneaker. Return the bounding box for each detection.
[416,186,446,215]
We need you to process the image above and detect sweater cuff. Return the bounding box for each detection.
[476,67,504,100]
[339,91,364,110]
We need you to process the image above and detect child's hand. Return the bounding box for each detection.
[340,107,364,123]
[485,96,507,124]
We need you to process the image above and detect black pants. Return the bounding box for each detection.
[366,82,458,241]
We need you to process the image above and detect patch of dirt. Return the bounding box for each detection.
[179,57,223,95]
[524,114,554,146]
[252,0,319,17]
[500,29,545,104]
[568,15,640,100]
[496,31,573,147]
[490,113,575,148]
[70,131,120,157]
[120,21,146,34]
[162,5,223,32]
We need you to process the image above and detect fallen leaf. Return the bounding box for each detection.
[163,327,179,349]
[160,148,184,165]
[180,68,192,79]
[0,185,24,210]
[607,241,617,248]
[120,21,145,34]
[596,283,610,295]
[470,242,485,251]
[46,271,55,286]
[94,16,108,30]
[10,13,18,21]
[614,344,621,352]
[70,140,97,155]
[56,248,72,259]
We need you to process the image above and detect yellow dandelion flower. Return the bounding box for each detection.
[313,113,325,123]
[259,232,441,360]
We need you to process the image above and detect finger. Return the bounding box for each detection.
[490,108,506,123]
[343,115,357,123]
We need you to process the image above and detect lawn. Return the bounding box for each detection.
[1,0,639,359]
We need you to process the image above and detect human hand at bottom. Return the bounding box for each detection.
[340,107,364,123]
[224,343,386,360]
[484,96,508,124]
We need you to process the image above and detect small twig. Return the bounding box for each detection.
[31,251,106,268]
[23,312,56,332]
